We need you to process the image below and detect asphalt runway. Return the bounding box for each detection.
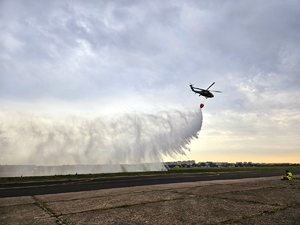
[1,170,299,198]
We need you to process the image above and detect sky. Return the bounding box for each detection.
[1,0,300,165]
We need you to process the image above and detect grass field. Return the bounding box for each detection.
[1,166,300,183]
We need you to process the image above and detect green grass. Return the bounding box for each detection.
[1,166,299,183]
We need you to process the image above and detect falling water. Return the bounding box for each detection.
[0,108,203,176]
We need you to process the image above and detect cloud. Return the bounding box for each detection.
[1,0,299,164]
[1,1,300,99]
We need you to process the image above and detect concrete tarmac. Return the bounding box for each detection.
[0,175,299,225]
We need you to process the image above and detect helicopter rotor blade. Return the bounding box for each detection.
[210,90,222,93]
[206,82,215,90]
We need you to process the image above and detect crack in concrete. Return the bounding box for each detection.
[32,196,67,225]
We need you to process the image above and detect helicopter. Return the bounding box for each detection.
[189,82,222,98]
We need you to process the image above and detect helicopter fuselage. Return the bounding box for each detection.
[189,85,214,98]
[197,90,214,98]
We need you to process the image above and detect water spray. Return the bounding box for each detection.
[0,108,203,175]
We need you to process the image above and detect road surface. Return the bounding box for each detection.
[1,170,299,198]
